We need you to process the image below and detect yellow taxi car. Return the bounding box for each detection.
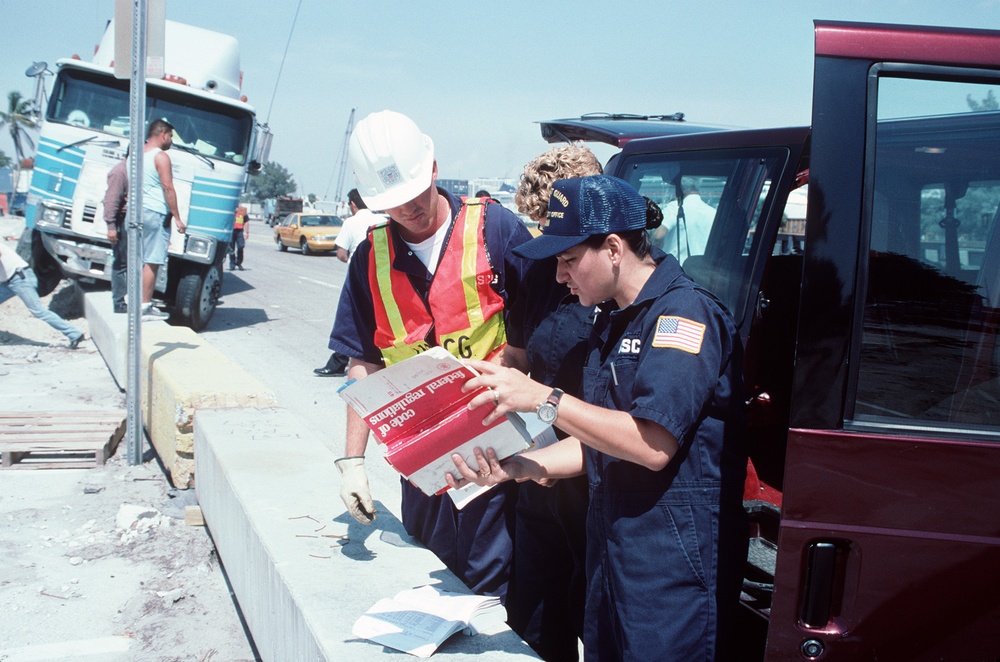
[273,212,343,255]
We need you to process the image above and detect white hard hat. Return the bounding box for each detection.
[349,110,435,211]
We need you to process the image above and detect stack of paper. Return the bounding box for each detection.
[352,584,507,657]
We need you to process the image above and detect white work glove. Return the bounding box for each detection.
[335,456,376,524]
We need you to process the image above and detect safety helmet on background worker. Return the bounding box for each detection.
[348,110,435,211]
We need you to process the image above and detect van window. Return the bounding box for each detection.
[620,149,788,324]
[851,75,1000,432]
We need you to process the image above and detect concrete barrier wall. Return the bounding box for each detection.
[140,323,277,488]
[84,292,127,387]
[195,409,537,660]
[85,293,277,488]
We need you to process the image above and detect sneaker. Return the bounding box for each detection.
[113,304,127,314]
[68,334,85,350]
[141,304,169,321]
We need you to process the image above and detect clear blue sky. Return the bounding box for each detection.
[3,0,1000,199]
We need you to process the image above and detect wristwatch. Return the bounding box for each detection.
[536,388,564,425]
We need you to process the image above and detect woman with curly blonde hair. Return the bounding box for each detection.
[498,143,601,660]
[516,144,603,226]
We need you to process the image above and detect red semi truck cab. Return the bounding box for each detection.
[553,21,1000,660]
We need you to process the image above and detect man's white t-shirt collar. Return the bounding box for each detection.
[404,220,450,275]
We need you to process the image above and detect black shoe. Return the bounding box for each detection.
[236,264,245,271]
[113,304,127,314]
[68,334,85,350]
[314,366,347,377]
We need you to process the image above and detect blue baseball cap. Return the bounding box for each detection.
[513,175,646,260]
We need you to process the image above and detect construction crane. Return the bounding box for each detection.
[327,108,356,204]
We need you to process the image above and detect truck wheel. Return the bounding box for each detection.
[19,229,64,297]
[300,238,312,256]
[275,235,287,251]
[173,262,221,331]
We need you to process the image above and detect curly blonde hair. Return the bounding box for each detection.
[515,144,603,223]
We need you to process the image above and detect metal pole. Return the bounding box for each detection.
[126,0,148,465]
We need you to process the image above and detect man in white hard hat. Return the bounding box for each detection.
[329,110,532,600]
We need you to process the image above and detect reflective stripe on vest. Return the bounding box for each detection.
[367,199,507,366]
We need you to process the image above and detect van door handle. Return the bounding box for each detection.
[756,291,771,318]
[801,541,838,628]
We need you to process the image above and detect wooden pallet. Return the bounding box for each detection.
[0,411,126,469]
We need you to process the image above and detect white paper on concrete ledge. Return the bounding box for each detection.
[352,584,506,657]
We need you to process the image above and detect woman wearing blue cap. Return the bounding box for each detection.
[447,174,748,661]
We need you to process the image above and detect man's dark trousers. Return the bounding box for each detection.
[111,221,128,311]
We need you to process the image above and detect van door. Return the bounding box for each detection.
[614,127,811,654]
[767,22,1000,660]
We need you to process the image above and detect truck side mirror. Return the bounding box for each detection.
[252,124,273,166]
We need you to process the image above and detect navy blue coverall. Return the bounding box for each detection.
[581,254,748,661]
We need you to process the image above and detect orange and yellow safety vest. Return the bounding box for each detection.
[367,199,507,366]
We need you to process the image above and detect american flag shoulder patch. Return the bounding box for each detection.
[652,315,705,354]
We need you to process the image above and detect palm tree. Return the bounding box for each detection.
[0,91,38,161]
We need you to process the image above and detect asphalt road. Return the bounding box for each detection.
[200,227,347,433]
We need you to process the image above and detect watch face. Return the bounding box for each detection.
[537,403,558,424]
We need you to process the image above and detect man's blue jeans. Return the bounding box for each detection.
[0,267,83,341]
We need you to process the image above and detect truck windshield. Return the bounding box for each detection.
[47,66,254,165]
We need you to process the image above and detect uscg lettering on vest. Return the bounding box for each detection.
[367,201,507,366]
[442,335,474,359]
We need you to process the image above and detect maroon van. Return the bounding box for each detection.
[543,20,1000,661]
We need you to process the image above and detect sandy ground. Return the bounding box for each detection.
[0,216,256,661]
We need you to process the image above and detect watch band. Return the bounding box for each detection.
[536,388,564,424]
